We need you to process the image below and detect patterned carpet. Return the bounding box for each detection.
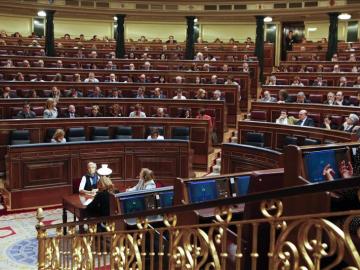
[0,208,62,270]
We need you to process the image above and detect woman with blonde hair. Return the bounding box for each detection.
[127,168,156,191]
[43,98,58,118]
[86,165,115,230]
[51,129,66,143]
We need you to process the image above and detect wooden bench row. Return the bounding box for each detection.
[270,72,360,87]
[237,121,357,151]
[0,68,251,108]
[261,85,359,105]
[0,82,238,125]
[250,101,360,126]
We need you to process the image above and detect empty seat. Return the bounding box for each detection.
[244,132,265,148]
[66,127,86,142]
[9,130,30,145]
[303,138,320,146]
[349,96,359,106]
[250,110,267,122]
[114,126,132,139]
[283,136,298,147]
[91,127,110,141]
[171,127,190,140]
[309,94,324,104]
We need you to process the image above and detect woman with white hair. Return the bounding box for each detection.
[342,114,359,133]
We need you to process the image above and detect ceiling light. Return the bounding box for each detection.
[308,27,318,32]
[37,10,46,17]
[264,16,272,23]
[338,13,351,20]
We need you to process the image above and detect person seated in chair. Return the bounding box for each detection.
[212,90,224,101]
[151,87,166,99]
[323,92,335,105]
[341,114,359,133]
[127,168,156,191]
[51,129,66,143]
[147,128,164,140]
[109,104,123,117]
[88,105,103,117]
[276,110,297,125]
[312,76,327,87]
[1,86,17,98]
[152,107,168,118]
[129,104,146,118]
[295,110,315,127]
[260,90,277,102]
[63,105,78,118]
[79,162,99,195]
[89,86,104,98]
[334,91,350,106]
[86,165,114,231]
[16,102,36,119]
[295,91,310,104]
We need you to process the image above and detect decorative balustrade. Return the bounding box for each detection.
[36,177,360,270]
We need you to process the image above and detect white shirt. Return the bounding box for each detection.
[173,95,186,100]
[147,135,164,140]
[127,179,156,192]
[79,174,99,192]
[129,111,146,118]
[51,138,66,143]
[84,78,99,83]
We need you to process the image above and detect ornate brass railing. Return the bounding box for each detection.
[36,177,360,270]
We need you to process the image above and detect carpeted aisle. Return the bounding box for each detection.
[0,208,62,270]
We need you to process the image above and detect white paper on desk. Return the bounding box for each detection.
[82,199,93,206]
[80,196,93,206]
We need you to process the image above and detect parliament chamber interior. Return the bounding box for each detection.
[0,0,359,269]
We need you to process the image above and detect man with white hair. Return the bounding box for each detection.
[342,114,359,132]
[175,76,183,84]
[260,91,277,102]
[295,110,315,127]
[79,162,99,195]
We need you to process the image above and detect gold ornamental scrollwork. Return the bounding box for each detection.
[214,206,232,223]
[273,218,360,270]
[164,213,178,227]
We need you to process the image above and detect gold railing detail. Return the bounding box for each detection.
[36,202,360,269]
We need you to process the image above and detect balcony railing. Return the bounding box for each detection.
[36,177,360,269]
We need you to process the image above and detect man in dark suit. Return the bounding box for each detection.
[312,76,327,87]
[16,102,36,119]
[151,87,166,99]
[295,110,315,127]
[62,105,78,118]
[1,86,17,98]
[334,91,350,106]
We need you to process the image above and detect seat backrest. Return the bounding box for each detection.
[244,132,265,148]
[171,127,190,140]
[250,110,267,121]
[349,96,359,106]
[91,126,110,141]
[303,138,320,146]
[114,126,132,139]
[10,129,30,145]
[309,94,324,104]
[284,136,298,147]
[67,127,86,142]
[45,127,58,142]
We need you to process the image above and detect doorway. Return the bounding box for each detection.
[281,22,305,60]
